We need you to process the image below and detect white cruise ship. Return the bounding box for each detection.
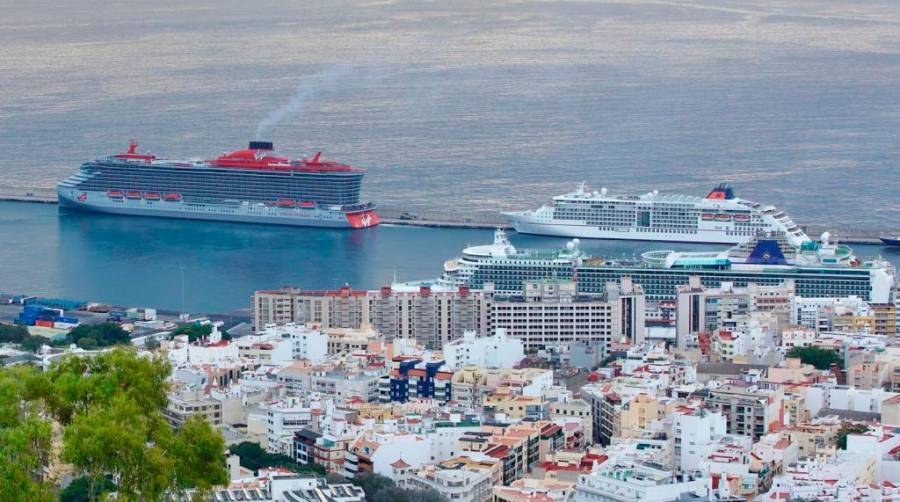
[503,183,810,246]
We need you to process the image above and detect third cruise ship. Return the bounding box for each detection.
[503,183,808,245]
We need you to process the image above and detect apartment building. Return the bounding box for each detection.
[252,285,492,349]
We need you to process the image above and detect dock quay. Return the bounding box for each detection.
[1,188,890,244]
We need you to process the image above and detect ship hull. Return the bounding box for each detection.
[506,216,747,244]
[58,189,379,229]
[881,237,900,247]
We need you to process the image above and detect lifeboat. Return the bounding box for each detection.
[733,214,751,222]
[298,200,316,209]
[143,192,161,201]
[163,193,182,202]
[125,191,142,199]
[276,199,296,208]
[715,214,732,221]
[107,190,124,199]
[701,214,716,221]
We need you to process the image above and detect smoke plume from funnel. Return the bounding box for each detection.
[255,65,353,140]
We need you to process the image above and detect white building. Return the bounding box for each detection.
[780,326,816,350]
[265,396,332,454]
[442,329,525,370]
[240,323,328,364]
[676,277,794,349]
[805,383,898,418]
[407,464,493,502]
[669,406,729,472]
[491,278,644,356]
[309,369,382,403]
[345,432,433,479]
[574,460,710,502]
[791,296,871,332]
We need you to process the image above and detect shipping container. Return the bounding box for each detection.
[53,322,77,330]
[35,320,54,328]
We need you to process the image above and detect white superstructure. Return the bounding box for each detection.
[503,183,810,245]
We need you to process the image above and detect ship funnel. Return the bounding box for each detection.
[249,141,274,150]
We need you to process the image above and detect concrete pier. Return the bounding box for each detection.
[0,188,890,244]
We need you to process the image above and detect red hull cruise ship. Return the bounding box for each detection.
[58,140,380,229]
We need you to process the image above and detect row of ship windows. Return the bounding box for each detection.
[85,170,362,186]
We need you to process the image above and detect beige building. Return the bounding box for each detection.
[163,390,223,427]
[493,478,574,502]
[617,393,667,438]
[549,398,594,445]
[482,388,546,420]
[252,285,491,349]
[768,358,821,384]
[324,326,383,355]
[450,366,554,407]
[882,394,900,426]
[847,361,890,390]
[783,416,842,459]
[254,278,645,354]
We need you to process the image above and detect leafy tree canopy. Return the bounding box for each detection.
[171,323,213,343]
[228,441,326,477]
[0,349,227,501]
[59,475,116,502]
[352,472,446,502]
[0,322,29,343]
[786,346,841,370]
[64,323,131,349]
[837,423,870,450]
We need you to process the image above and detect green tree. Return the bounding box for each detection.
[32,348,171,425]
[786,346,841,370]
[62,395,174,500]
[228,441,326,476]
[75,337,97,350]
[170,416,229,491]
[65,323,130,348]
[837,423,870,449]
[20,334,50,353]
[0,322,29,343]
[144,337,161,350]
[351,472,446,502]
[59,475,116,502]
[0,349,228,500]
[171,324,213,343]
[0,365,54,501]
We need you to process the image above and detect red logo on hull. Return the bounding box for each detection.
[77,192,87,202]
[346,210,380,228]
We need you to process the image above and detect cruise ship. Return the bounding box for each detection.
[503,183,809,245]
[427,230,895,303]
[58,140,380,228]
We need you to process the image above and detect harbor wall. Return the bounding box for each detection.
[0,187,889,244]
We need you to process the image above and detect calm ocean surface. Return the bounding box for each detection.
[0,1,897,311]
[0,0,898,227]
[0,201,897,313]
